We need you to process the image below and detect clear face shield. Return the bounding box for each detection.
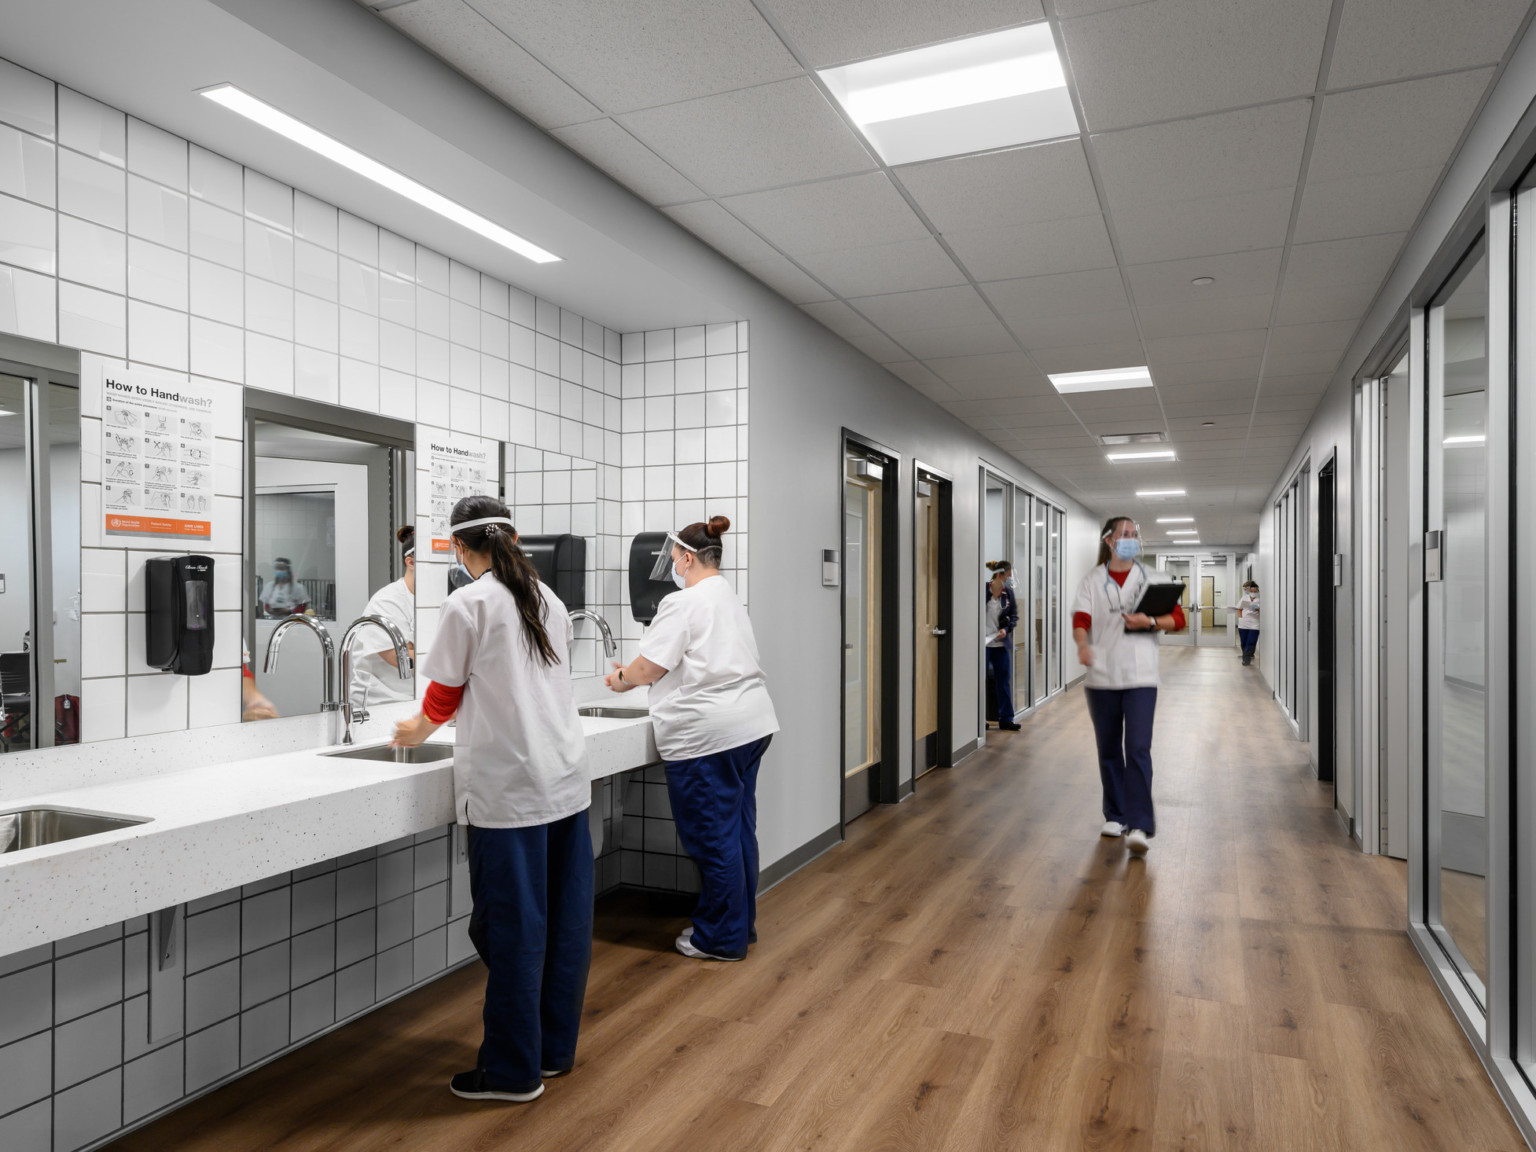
[1104,520,1143,560]
[648,532,698,582]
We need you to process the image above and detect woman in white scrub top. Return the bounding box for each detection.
[1071,516,1187,857]
[392,495,591,1105]
[605,516,779,962]
[348,524,417,709]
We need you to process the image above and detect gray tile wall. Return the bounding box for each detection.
[0,824,474,1152]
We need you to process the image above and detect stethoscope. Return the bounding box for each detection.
[1103,559,1150,614]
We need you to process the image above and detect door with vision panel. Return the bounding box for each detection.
[843,438,898,823]
[913,467,951,777]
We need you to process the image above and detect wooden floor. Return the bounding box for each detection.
[112,647,1526,1151]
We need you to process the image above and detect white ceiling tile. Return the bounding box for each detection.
[470,0,801,112]
[1308,70,1496,184]
[1264,350,1343,377]
[1256,391,1323,413]
[1267,320,1355,357]
[1273,281,1379,326]
[850,284,995,331]
[1062,0,1331,131]
[900,323,1021,359]
[1111,190,1297,264]
[949,373,1053,401]
[620,78,875,197]
[1328,0,1529,88]
[1163,397,1258,418]
[844,330,915,363]
[948,215,1118,282]
[981,267,1130,322]
[1124,248,1283,307]
[1152,356,1263,386]
[800,299,881,340]
[1056,0,1156,16]
[883,360,953,393]
[895,139,1099,231]
[1135,293,1275,340]
[757,0,1045,68]
[982,394,1078,417]
[1293,168,1441,243]
[1030,342,1148,374]
[923,351,1045,386]
[1147,329,1268,364]
[1282,233,1406,292]
[722,172,927,256]
[737,254,837,304]
[550,118,704,205]
[662,200,781,263]
[1159,380,1258,405]
[1011,308,1141,349]
[381,0,602,129]
[796,236,967,297]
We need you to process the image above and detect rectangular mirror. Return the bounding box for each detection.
[243,395,415,722]
[0,346,81,755]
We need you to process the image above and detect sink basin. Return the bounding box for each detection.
[577,706,649,720]
[323,743,455,764]
[0,808,150,853]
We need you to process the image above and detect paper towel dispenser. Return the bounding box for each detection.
[518,534,587,609]
[145,555,215,675]
[629,531,678,625]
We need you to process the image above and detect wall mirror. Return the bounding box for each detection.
[243,394,415,722]
[0,336,81,755]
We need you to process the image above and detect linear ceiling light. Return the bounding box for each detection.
[1049,366,1154,395]
[1136,489,1186,498]
[200,84,560,264]
[1156,517,1194,523]
[818,23,1078,166]
[1444,434,1487,446]
[1167,529,1198,536]
[1106,449,1176,462]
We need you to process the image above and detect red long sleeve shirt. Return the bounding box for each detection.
[1073,567,1186,634]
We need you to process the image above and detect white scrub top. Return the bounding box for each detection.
[1237,593,1260,630]
[349,577,415,706]
[639,574,780,761]
[1072,562,1172,691]
[422,572,589,828]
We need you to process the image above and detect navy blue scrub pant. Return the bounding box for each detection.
[985,644,1015,725]
[665,735,772,960]
[467,811,593,1091]
[1239,628,1259,661]
[1085,687,1158,836]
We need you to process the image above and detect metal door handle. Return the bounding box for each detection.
[931,628,947,636]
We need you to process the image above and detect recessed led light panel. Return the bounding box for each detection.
[1106,449,1176,462]
[1049,366,1154,395]
[819,24,1079,165]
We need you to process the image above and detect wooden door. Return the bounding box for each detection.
[914,481,939,774]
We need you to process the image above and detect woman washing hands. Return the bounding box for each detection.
[1070,517,1185,856]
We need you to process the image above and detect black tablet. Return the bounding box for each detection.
[1131,581,1185,621]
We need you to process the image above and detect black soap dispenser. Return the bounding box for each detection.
[145,555,215,675]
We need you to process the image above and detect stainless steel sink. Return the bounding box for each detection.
[577,705,649,720]
[322,743,455,764]
[0,808,150,853]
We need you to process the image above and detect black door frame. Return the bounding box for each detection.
[839,430,902,830]
[912,461,954,787]
[1317,454,1338,784]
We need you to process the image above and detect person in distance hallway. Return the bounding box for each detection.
[1233,580,1260,666]
[985,564,1021,731]
[605,516,779,962]
[1072,516,1186,856]
[392,495,592,1104]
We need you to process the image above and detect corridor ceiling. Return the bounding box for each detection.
[358,0,1531,542]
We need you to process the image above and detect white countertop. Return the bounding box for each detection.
[0,690,658,958]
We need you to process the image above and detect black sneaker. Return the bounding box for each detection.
[449,1069,544,1102]
[1000,721,1021,731]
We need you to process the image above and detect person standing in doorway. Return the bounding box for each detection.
[605,516,779,962]
[1235,581,1260,666]
[985,567,1020,731]
[1071,517,1186,856]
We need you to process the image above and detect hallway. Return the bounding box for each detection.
[110,647,1522,1151]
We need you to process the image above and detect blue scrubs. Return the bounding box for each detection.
[665,735,772,959]
[1084,686,1158,836]
[985,644,1015,725]
[467,811,594,1091]
[1240,629,1259,662]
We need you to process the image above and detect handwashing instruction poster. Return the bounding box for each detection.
[101,369,224,540]
[425,433,498,557]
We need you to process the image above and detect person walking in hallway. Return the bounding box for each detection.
[1235,580,1260,666]
[1072,517,1185,856]
[986,565,1021,731]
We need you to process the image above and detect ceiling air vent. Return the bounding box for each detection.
[1100,431,1167,446]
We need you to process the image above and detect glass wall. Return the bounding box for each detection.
[980,471,1066,721]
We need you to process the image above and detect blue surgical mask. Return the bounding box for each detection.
[671,562,687,589]
[1114,538,1142,560]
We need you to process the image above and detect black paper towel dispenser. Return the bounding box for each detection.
[519,534,586,609]
[145,555,215,675]
[628,531,678,625]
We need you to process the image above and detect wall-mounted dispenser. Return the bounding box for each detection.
[145,555,215,675]
[519,534,587,609]
[628,531,677,625]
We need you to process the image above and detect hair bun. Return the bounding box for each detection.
[707,514,731,538]
[396,525,414,544]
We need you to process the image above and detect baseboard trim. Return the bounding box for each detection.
[760,823,842,893]
[897,778,914,800]
[950,737,980,765]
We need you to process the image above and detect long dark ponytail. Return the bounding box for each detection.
[450,495,558,667]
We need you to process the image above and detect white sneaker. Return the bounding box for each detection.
[1100,821,1125,838]
[675,933,742,961]
[1126,829,1150,855]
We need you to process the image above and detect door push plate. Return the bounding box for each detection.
[1424,530,1443,583]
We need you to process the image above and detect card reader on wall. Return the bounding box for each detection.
[145,555,215,675]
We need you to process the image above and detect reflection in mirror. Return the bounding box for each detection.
[0,372,81,752]
[245,411,415,722]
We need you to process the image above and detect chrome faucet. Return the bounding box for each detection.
[339,615,413,745]
[264,615,338,713]
[568,609,617,660]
